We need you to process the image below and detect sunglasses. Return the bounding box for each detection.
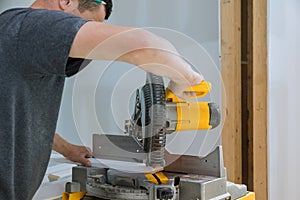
[93,0,107,5]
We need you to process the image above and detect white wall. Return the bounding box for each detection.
[268,0,300,199]
[0,0,32,11]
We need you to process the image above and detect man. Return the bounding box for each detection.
[52,0,114,170]
[0,0,203,199]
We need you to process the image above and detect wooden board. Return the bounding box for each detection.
[220,0,242,184]
[252,0,268,199]
[241,0,254,191]
[90,158,162,173]
[221,0,268,199]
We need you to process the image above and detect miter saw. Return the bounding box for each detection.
[65,73,255,200]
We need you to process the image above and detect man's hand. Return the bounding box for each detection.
[52,134,92,167]
[167,72,204,99]
[62,143,92,167]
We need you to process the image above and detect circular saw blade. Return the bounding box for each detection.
[131,73,167,167]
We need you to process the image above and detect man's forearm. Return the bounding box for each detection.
[52,133,71,157]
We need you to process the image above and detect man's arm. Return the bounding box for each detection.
[70,22,204,98]
[52,134,92,166]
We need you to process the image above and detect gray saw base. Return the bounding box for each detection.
[69,146,247,200]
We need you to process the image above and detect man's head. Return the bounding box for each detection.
[77,0,112,20]
[59,0,113,22]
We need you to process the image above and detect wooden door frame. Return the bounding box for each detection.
[221,0,268,199]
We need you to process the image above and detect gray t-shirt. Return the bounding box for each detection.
[0,8,88,199]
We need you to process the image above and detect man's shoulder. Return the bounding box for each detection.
[1,7,82,22]
[1,7,87,41]
[0,7,59,17]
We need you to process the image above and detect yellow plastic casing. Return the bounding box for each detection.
[62,191,86,200]
[145,172,169,184]
[166,81,212,131]
[166,81,211,103]
[238,192,256,200]
[176,102,212,131]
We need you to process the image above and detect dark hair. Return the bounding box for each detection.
[78,0,113,20]
[103,0,112,20]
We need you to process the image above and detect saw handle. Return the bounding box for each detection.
[184,81,211,98]
[166,81,212,102]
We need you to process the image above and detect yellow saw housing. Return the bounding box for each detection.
[176,102,212,131]
[166,81,219,132]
